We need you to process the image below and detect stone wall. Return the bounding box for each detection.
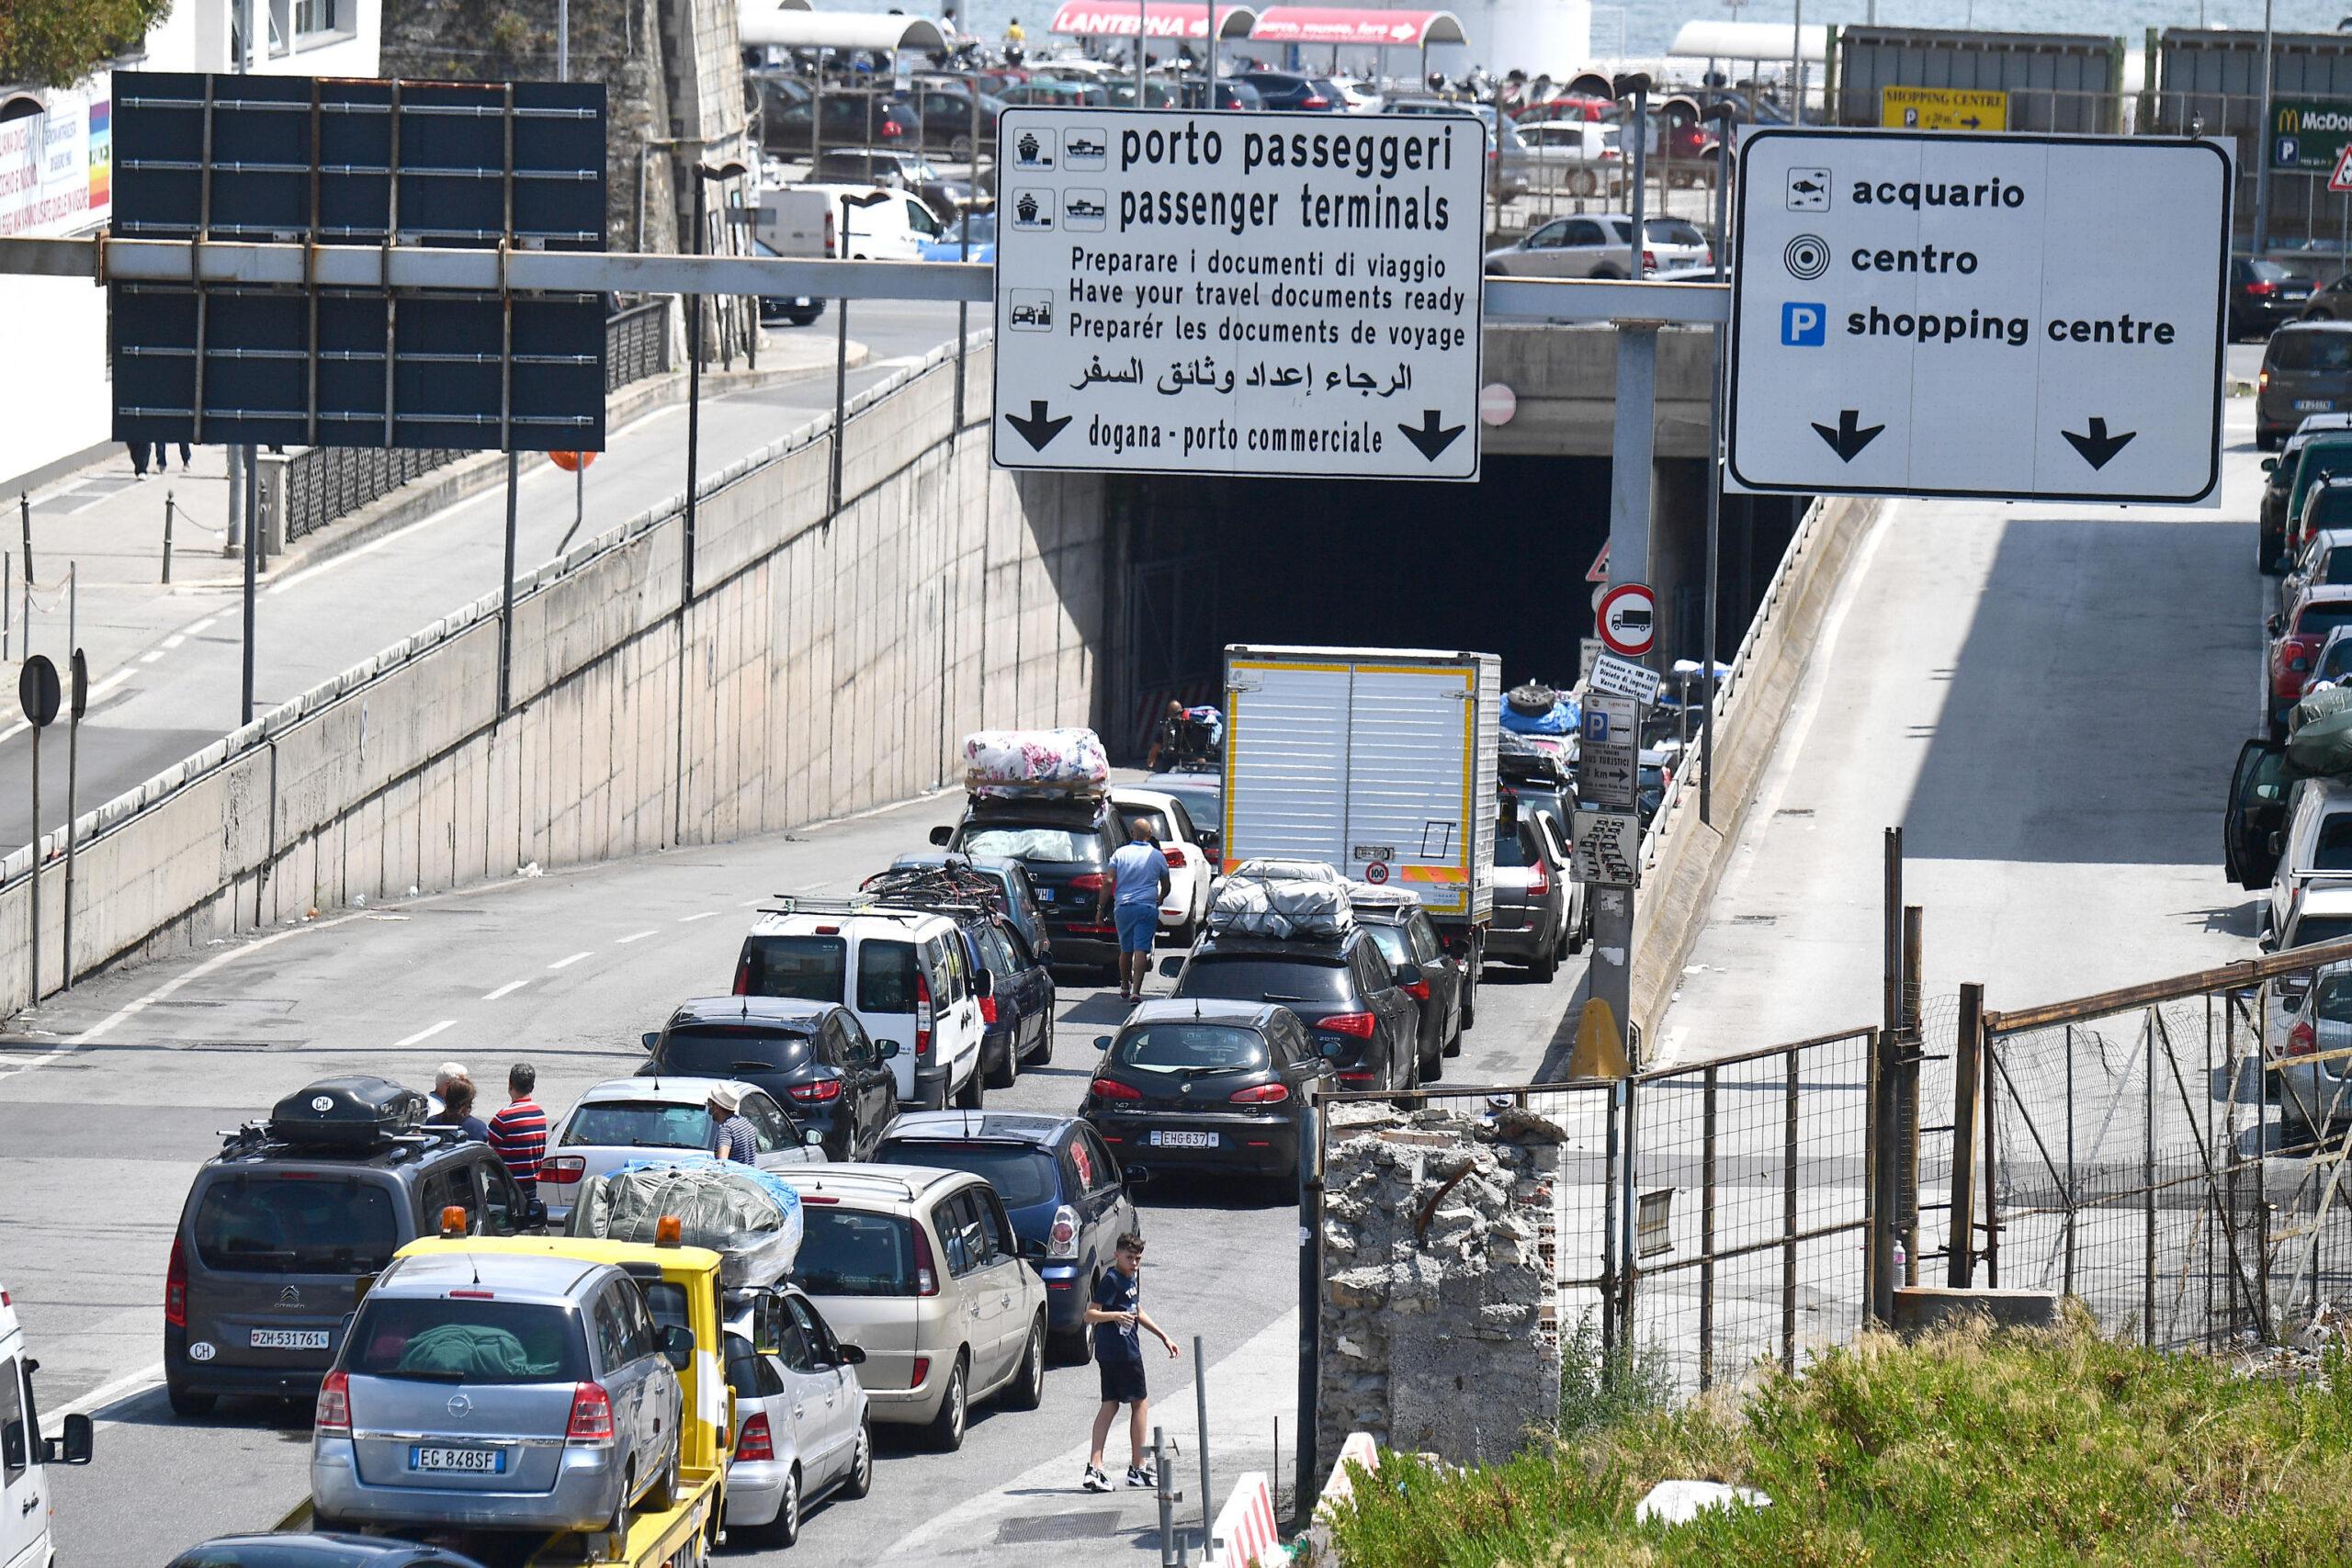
[1318,1103,1565,1467]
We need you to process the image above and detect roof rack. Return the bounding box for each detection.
[857,863,1009,919]
[756,895,932,923]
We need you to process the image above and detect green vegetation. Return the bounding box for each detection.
[0,0,172,91]
[1325,1311,2352,1566]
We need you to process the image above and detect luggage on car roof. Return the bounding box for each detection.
[1209,874,1354,941]
[962,727,1110,799]
[571,1157,805,1289]
[267,1075,428,1147]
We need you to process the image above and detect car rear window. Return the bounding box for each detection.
[874,1141,1057,1206]
[2273,332,2352,373]
[2292,915,2352,949]
[1494,823,1539,868]
[1645,218,1703,246]
[561,1100,714,1150]
[1114,1022,1270,1073]
[2318,813,2352,871]
[2296,604,2352,637]
[2316,491,2352,529]
[1364,923,1411,969]
[1180,955,1351,1004]
[191,1173,398,1275]
[857,939,921,1013]
[959,825,1102,863]
[796,1207,917,1296]
[657,1024,812,1074]
[346,1296,587,1382]
[741,934,846,1002]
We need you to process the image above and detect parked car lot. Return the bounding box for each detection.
[1484,212,1712,278]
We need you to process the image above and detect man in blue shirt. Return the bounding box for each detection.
[1080,1233,1179,1492]
[1099,820,1170,1004]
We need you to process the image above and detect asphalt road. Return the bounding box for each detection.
[1660,344,2272,1058]
[0,302,986,852]
[5,782,1593,1566]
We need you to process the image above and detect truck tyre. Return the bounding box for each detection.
[167,1383,216,1418]
[1005,1317,1046,1410]
[928,1354,970,1450]
[956,1064,985,1110]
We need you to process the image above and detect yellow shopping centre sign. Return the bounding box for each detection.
[1880,85,2008,131]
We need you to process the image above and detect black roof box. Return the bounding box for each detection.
[268,1075,428,1147]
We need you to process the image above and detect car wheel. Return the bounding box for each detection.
[1590,265,1623,281]
[1025,1015,1054,1066]
[951,133,975,162]
[1570,168,1598,197]
[928,1354,970,1451]
[167,1383,217,1418]
[1421,1032,1443,1083]
[842,1416,876,1499]
[786,309,821,327]
[644,1439,681,1510]
[1458,975,1476,1033]
[768,1465,801,1548]
[2258,429,2281,452]
[1004,1316,1046,1411]
[987,1034,1019,1090]
[1531,946,1559,984]
[956,1064,985,1110]
[1053,1280,1098,1365]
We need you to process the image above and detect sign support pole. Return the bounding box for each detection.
[1591,323,1657,1059]
[1702,118,1731,827]
[2256,0,2276,254]
[241,444,257,726]
[499,449,519,716]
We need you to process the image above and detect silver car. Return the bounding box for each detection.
[311,1249,688,1535]
[1484,212,1713,279]
[721,1286,874,1548]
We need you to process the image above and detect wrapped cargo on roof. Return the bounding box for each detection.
[961,728,1110,800]
[567,1157,804,1289]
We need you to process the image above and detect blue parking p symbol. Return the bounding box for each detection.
[1781,302,1826,347]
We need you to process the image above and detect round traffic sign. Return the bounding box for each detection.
[17,655,59,728]
[549,449,598,473]
[1597,581,1657,658]
[1365,860,1390,885]
[1477,383,1517,427]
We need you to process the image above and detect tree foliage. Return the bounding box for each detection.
[0,0,173,92]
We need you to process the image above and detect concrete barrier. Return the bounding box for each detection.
[1204,1471,1282,1567]
[1630,493,1885,1051]
[0,333,1109,1018]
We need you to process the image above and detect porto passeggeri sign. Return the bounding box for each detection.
[1727,129,2229,505]
[990,108,1487,481]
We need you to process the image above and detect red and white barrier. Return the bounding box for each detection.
[1316,1431,1381,1521]
[1205,1470,1282,1567]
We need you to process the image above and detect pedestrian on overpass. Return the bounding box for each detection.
[1100,818,1170,1005]
[1080,1233,1180,1492]
[486,1062,548,1199]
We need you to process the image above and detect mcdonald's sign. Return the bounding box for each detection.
[2271,99,2352,170]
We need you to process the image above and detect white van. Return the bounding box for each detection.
[1,1283,94,1568]
[732,906,986,1111]
[754,183,941,262]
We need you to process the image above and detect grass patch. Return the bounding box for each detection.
[1323,1309,2352,1567]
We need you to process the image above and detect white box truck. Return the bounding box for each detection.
[1220,644,1500,978]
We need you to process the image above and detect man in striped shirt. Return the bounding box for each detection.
[487,1062,549,1198]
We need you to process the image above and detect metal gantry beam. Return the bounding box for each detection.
[0,235,1730,325]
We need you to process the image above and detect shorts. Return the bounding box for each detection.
[1098,1355,1148,1404]
[1115,902,1159,954]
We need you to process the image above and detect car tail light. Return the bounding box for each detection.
[915,970,933,1057]
[732,953,752,995]
[2290,1017,2320,1057]
[2250,279,2278,297]
[979,995,1000,1025]
[909,1356,932,1389]
[736,1411,775,1461]
[1229,1082,1291,1105]
[1091,1076,1144,1101]
[566,1382,616,1443]
[544,1156,587,1187]
[1317,1011,1377,1039]
[1049,1203,1081,1258]
[1337,1069,1378,1087]
[1401,978,1430,1000]
[1069,872,1105,895]
[913,1224,939,1296]
[1525,860,1551,898]
[2262,369,2273,389]
[787,1077,842,1104]
[315,1371,351,1434]
[1163,847,1188,868]
[1642,248,1657,273]
[166,1235,187,1327]
[823,211,836,258]
[1303,95,1329,107]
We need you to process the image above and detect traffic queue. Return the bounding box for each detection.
[114,642,1589,1566]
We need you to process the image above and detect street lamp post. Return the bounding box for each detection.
[685,159,748,612]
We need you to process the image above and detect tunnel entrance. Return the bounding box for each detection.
[1104,456,1804,759]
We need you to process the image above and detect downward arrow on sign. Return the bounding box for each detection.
[1003,400,1072,452]
[1811,409,1884,462]
[2061,416,2136,469]
[1396,409,1465,462]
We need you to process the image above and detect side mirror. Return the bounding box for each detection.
[880,1040,902,1059]
[661,1322,695,1371]
[835,1341,868,1366]
[45,1413,93,1466]
[804,1127,828,1146]
[2269,615,2286,638]
[2265,457,2280,472]
[929,825,954,846]
[1018,1235,1048,1259]
[1159,955,1184,979]
[1123,1164,1151,1186]
[1395,964,1423,987]
[525,1199,548,1231]
[640,1032,661,1052]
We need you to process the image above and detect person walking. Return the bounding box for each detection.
[1080,1233,1178,1493]
[486,1062,548,1198]
[707,1085,758,1162]
[1098,818,1170,1004]
[125,440,150,478]
[427,1074,490,1142]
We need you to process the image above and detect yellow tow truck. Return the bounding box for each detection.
[275,1224,735,1567]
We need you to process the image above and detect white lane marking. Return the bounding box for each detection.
[482,979,530,1000]
[394,1019,457,1047]
[678,910,718,923]
[41,1359,167,1436]
[62,491,111,516]
[615,929,660,943]
[188,617,218,634]
[163,634,186,649]
[141,649,164,664]
[548,950,593,969]
[0,667,134,746]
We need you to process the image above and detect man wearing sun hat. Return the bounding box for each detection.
[707,1084,758,1163]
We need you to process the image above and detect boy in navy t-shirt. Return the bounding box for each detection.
[1080,1232,1180,1492]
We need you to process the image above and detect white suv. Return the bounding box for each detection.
[735,905,986,1111]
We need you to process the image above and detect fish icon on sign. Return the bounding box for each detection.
[1785,167,1831,211]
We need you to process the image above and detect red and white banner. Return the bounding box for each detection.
[1247,6,1460,46]
[0,79,111,241]
[1047,0,1256,38]
[1205,1470,1281,1566]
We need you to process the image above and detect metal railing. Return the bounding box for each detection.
[280,302,668,543]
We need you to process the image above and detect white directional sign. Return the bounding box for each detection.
[989,107,1487,481]
[1727,129,2232,505]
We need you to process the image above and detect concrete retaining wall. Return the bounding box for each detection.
[1631,493,1882,1049]
[2,338,1107,1016]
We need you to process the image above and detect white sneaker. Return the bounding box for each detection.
[1081,1465,1112,1493]
[1125,1464,1154,1489]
